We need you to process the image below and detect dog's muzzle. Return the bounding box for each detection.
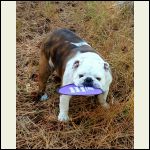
[83,77,93,87]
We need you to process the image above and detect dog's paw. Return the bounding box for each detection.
[31,92,48,102]
[58,113,69,122]
[101,103,110,109]
[40,93,49,101]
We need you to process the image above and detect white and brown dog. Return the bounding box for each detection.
[37,29,112,121]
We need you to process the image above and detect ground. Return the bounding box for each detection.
[16,1,134,149]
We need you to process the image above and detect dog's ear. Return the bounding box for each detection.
[73,60,79,69]
[104,62,109,71]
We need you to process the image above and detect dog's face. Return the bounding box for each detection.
[72,58,112,91]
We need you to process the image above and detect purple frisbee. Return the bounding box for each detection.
[57,84,104,96]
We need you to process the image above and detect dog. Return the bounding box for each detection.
[37,28,112,121]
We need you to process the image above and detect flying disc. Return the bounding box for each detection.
[57,84,104,96]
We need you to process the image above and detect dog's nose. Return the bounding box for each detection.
[84,77,93,83]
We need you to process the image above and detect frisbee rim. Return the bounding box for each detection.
[57,84,104,96]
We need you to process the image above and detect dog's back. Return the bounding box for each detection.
[40,29,97,77]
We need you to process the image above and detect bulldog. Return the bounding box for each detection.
[37,28,112,121]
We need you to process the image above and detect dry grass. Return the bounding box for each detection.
[16,1,134,149]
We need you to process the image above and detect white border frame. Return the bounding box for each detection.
[1,1,149,149]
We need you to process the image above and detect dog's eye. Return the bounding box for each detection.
[96,77,101,81]
[79,74,84,78]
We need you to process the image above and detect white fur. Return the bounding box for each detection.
[40,93,49,101]
[58,51,112,121]
[63,52,112,91]
[71,41,91,47]
[58,95,71,121]
[49,57,54,68]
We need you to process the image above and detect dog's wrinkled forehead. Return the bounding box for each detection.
[72,52,110,77]
[77,59,105,75]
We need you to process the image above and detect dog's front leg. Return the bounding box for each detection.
[98,89,110,109]
[58,95,71,122]
[58,63,73,122]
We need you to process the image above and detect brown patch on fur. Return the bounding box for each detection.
[41,29,98,76]
[38,50,53,95]
[38,28,99,99]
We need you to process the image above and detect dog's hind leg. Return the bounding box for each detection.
[38,51,53,101]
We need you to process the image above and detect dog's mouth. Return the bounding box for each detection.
[82,82,93,87]
[74,81,101,89]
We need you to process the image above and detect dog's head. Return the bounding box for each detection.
[72,54,112,91]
